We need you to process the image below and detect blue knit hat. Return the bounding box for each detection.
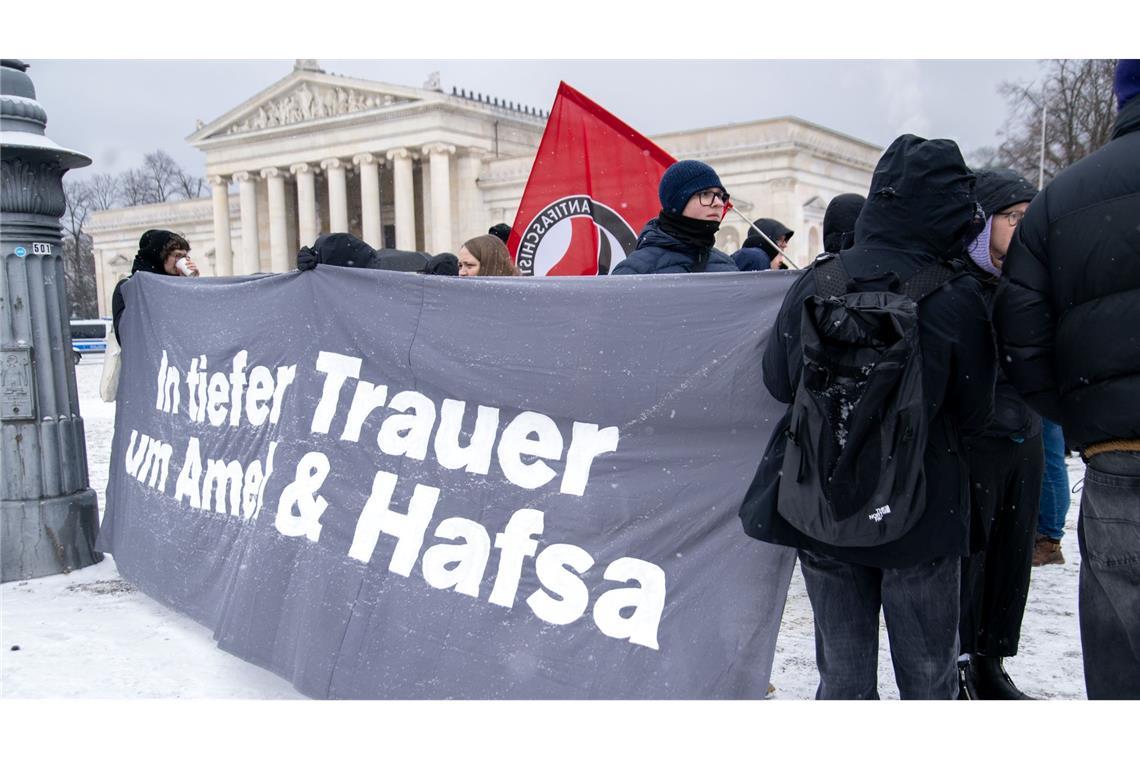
[1115,59,1140,111]
[658,160,725,214]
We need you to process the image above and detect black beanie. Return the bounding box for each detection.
[488,223,512,244]
[658,160,725,214]
[973,168,1037,217]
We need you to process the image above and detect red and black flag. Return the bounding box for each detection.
[508,82,676,276]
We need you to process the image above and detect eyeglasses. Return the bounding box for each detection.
[696,189,730,206]
[996,210,1026,227]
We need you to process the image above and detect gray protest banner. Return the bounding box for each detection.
[96,266,797,698]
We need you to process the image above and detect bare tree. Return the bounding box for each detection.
[142,150,181,203]
[86,172,121,210]
[120,167,154,206]
[991,59,1118,185]
[61,180,99,318]
[174,165,205,199]
[116,151,205,204]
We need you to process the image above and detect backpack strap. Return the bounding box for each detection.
[812,254,850,299]
[901,259,967,302]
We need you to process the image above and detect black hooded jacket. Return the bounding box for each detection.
[733,219,795,271]
[993,96,1140,451]
[740,135,996,568]
[964,258,1041,441]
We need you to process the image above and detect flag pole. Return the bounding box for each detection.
[727,205,801,269]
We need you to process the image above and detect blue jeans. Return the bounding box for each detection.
[798,549,960,700]
[1078,451,1140,699]
[1038,419,1070,540]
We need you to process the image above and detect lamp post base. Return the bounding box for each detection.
[1,489,101,582]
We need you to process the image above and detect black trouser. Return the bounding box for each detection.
[959,433,1044,657]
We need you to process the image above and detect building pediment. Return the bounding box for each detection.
[190,71,424,143]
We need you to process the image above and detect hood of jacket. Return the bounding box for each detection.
[853,134,979,261]
[312,233,378,268]
[822,193,865,253]
[132,229,186,275]
[974,168,1037,217]
[744,218,793,258]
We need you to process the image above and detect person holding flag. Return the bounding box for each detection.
[611,160,739,275]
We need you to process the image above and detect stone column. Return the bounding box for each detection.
[456,149,486,245]
[234,171,260,274]
[419,157,433,251]
[290,163,319,247]
[321,158,348,233]
[260,168,290,272]
[386,148,416,250]
[353,153,383,248]
[423,142,455,253]
[209,175,234,276]
[93,248,107,317]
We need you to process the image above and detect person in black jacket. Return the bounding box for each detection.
[733,218,794,271]
[111,229,196,342]
[296,232,435,273]
[957,168,1041,700]
[740,134,995,699]
[993,60,1140,700]
[611,160,738,275]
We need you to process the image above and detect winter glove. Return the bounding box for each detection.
[297,246,318,271]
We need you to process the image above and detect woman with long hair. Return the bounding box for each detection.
[456,234,519,277]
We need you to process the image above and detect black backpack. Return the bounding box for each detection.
[775,254,965,547]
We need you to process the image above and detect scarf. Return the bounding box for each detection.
[657,210,720,250]
[966,216,1000,277]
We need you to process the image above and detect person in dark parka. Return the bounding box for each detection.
[740,134,995,699]
[822,193,865,254]
[111,229,196,342]
[957,168,1041,700]
[993,60,1140,700]
[611,160,738,275]
[733,218,794,271]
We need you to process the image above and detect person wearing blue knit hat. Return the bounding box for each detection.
[993,59,1140,699]
[611,159,739,275]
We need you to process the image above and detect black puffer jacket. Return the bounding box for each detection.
[993,96,1140,451]
[740,134,996,568]
[611,218,737,274]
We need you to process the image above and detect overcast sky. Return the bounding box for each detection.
[25,59,1044,181]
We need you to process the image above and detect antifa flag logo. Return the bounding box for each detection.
[516,195,638,277]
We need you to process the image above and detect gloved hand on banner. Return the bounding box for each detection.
[297,246,318,271]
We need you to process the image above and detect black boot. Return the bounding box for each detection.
[969,655,1034,700]
[957,659,977,700]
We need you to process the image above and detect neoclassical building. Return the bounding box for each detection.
[88,61,881,316]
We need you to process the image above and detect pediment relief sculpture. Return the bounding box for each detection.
[225,82,413,135]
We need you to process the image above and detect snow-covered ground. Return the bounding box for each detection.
[1,354,1089,699]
